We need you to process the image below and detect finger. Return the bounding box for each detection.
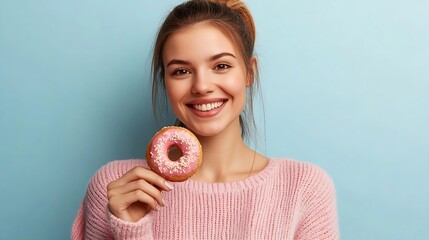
[108,179,165,206]
[110,189,160,213]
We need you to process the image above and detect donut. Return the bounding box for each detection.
[146,126,202,182]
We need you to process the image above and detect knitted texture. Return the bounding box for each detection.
[72,158,339,239]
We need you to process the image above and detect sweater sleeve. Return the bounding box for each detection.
[294,164,340,240]
[71,160,154,240]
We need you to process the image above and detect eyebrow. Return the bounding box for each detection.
[166,59,191,67]
[166,52,236,67]
[210,52,236,61]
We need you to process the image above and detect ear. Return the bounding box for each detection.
[246,56,258,87]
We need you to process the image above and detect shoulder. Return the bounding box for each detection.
[270,158,336,195]
[272,158,334,180]
[96,159,149,177]
[87,159,149,192]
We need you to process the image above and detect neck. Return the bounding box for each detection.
[191,119,256,182]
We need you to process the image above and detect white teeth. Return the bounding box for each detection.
[193,101,224,112]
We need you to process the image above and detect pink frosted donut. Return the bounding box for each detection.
[146,126,202,182]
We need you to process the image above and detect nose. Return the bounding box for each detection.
[191,70,214,95]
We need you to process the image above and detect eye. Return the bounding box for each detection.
[172,68,190,76]
[214,63,231,71]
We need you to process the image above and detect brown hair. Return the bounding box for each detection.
[151,0,260,139]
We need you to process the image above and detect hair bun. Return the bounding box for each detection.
[209,0,256,43]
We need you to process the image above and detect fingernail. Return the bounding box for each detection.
[161,198,166,206]
[155,203,161,211]
[165,181,174,190]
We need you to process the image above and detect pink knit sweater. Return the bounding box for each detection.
[72,158,339,239]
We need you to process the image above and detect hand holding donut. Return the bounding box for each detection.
[107,166,173,222]
[108,126,202,222]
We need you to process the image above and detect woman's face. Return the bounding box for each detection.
[163,23,250,137]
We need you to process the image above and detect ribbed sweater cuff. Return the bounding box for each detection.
[107,209,154,240]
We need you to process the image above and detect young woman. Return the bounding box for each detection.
[72,0,339,239]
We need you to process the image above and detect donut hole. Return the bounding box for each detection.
[168,145,183,161]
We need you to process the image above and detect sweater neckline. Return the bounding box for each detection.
[174,158,279,193]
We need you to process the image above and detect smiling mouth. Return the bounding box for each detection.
[191,101,225,112]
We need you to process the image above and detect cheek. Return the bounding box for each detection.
[165,79,188,104]
[165,83,176,101]
[223,73,248,98]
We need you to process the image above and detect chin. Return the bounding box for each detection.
[187,125,222,138]
[184,119,238,139]
[179,124,221,137]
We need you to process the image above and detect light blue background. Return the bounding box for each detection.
[1,0,428,239]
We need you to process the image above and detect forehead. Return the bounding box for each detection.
[162,23,238,62]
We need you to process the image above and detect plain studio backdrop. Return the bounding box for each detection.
[1,0,428,239]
